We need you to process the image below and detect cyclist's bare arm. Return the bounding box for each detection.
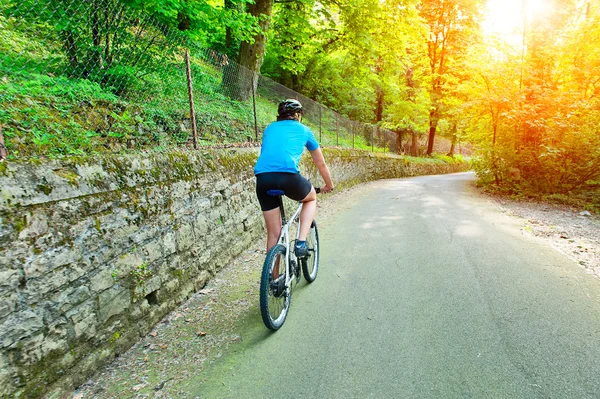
[309,148,334,193]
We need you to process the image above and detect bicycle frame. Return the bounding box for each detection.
[274,196,304,290]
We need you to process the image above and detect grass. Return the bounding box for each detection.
[543,188,600,213]
[476,179,600,214]
[0,12,403,161]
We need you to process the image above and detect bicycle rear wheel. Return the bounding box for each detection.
[302,221,319,282]
[259,244,291,330]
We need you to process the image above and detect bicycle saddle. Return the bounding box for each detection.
[266,190,285,197]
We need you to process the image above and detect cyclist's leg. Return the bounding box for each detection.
[280,173,316,242]
[263,208,282,253]
[256,173,284,276]
[298,188,317,241]
[263,208,283,278]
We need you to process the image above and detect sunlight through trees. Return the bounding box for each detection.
[3,0,598,198]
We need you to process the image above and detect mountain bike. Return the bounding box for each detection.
[259,188,320,330]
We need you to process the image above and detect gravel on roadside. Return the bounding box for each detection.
[483,192,600,278]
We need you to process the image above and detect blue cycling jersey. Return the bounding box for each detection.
[254,120,320,175]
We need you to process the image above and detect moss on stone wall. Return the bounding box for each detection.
[54,168,81,187]
[216,150,258,177]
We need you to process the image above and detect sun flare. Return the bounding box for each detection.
[483,0,552,38]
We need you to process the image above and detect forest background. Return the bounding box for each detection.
[1,0,599,210]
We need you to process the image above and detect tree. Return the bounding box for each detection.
[459,39,521,184]
[376,0,429,155]
[463,0,600,194]
[419,0,482,155]
[225,0,274,101]
[262,0,323,89]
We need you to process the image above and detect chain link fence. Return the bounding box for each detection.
[0,0,426,160]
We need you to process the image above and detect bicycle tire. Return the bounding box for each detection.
[302,221,319,282]
[259,244,291,330]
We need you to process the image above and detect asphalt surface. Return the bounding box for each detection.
[189,173,600,398]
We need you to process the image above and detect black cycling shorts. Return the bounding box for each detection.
[255,172,313,211]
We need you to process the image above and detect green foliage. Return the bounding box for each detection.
[108,331,121,343]
[462,1,600,202]
[130,261,151,291]
[262,0,433,137]
[0,11,265,159]
[431,153,466,164]
[1,69,114,157]
[263,0,381,120]
[264,0,320,77]
[0,0,468,163]
[1,5,398,160]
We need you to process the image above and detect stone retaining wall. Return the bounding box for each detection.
[0,148,468,398]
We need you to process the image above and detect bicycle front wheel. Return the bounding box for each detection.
[302,221,319,282]
[259,244,291,330]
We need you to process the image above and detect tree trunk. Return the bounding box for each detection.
[375,86,384,123]
[411,131,418,156]
[178,12,191,31]
[404,67,419,156]
[224,0,237,54]
[395,129,402,153]
[233,0,274,101]
[447,122,457,156]
[448,136,456,156]
[62,30,79,72]
[291,73,300,92]
[91,3,103,71]
[427,108,438,155]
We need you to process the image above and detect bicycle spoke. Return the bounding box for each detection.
[260,246,290,330]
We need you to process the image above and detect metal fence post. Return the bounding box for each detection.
[251,71,259,141]
[335,113,339,147]
[319,106,322,143]
[185,49,198,149]
[384,133,388,153]
[371,127,374,152]
[0,125,7,161]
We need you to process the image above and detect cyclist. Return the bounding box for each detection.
[254,99,334,260]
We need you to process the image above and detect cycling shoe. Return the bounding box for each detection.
[295,241,309,258]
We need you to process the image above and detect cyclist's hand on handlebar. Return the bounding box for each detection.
[320,184,334,194]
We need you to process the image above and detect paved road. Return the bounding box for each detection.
[190,173,600,398]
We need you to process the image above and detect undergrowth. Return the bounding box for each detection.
[0,13,393,161]
[476,180,600,214]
